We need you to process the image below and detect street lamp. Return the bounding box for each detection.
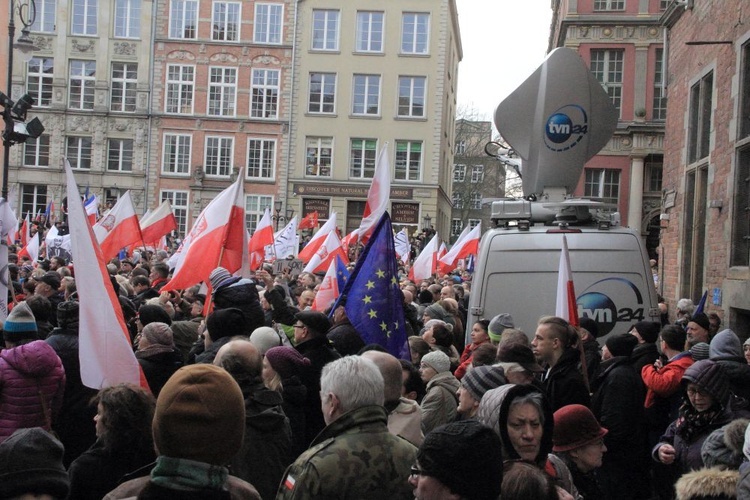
[270,200,296,231]
[422,213,432,231]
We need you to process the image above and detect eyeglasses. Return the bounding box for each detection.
[293,324,305,329]
[687,386,709,397]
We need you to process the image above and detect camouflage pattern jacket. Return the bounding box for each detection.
[276,405,417,500]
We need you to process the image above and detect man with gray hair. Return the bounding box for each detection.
[277,356,417,499]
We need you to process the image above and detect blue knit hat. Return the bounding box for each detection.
[3,301,38,339]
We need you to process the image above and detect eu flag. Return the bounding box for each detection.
[335,254,350,291]
[333,213,408,359]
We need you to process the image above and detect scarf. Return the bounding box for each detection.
[675,401,722,443]
[150,456,229,491]
[136,345,176,359]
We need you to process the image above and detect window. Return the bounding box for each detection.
[107,139,134,171]
[21,184,48,218]
[24,135,50,167]
[395,140,422,181]
[645,155,663,192]
[66,136,93,169]
[111,62,137,112]
[312,10,339,51]
[204,136,234,177]
[305,137,332,177]
[356,11,384,53]
[470,193,482,209]
[161,190,189,235]
[308,73,336,114]
[401,13,429,54]
[212,1,240,41]
[169,0,198,39]
[72,0,97,35]
[471,165,484,183]
[349,139,377,179]
[741,42,750,139]
[660,0,669,9]
[250,69,279,119]
[165,65,194,114]
[246,139,276,179]
[733,148,750,266]
[27,58,53,107]
[688,71,713,163]
[245,195,273,231]
[104,188,122,208]
[115,0,141,38]
[454,165,466,182]
[30,0,56,32]
[451,219,463,237]
[455,140,466,155]
[584,168,620,204]
[352,74,380,115]
[452,192,463,209]
[162,133,192,175]
[469,219,481,229]
[208,67,237,117]
[591,49,624,115]
[681,166,708,300]
[69,60,96,110]
[594,0,625,10]
[398,76,426,117]
[254,3,283,44]
[653,48,666,121]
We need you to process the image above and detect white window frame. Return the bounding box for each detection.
[352,74,380,116]
[470,193,482,209]
[395,140,422,181]
[469,219,481,229]
[69,60,96,110]
[204,136,234,177]
[398,76,426,118]
[114,0,141,38]
[471,165,484,183]
[165,64,195,114]
[66,136,93,170]
[107,138,134,172]
[452,192,463,209]
[24,135,50,168]
[161,190,189,235]
[401,13,429,55]
[453,164,466,182]
[584,168,621,204]
[27,57,54,107]
[591,49,624,116]
[250,68,279,119]
[72,0,97,35]
[30,0,56,33]
[212,1,241,42]
[207,66,237,117]
[162,133,192,175]
[451,218,463,237]
[246,138,276,180]
[254,3,283,44]
[111,62,137,112]
[21,184,48,218]
[169,0,198,39]
[355,11,384,53]
[594,0,625,10]
[308,72,336,114]
[349,138,377,179]
[312,9,339,51]
[245,194,273,231]
[305,137,333,177]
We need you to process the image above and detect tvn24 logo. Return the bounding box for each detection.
[544,104,589,153]
[577,277,647,336]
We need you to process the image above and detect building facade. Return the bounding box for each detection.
[660,0,750,332]
[549,0,667,261]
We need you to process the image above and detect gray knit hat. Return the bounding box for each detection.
[690,342,710,361]
[249,326,284,355]
[142,322,174,347]
[461,365,507,402]
[488,313,514,342]
[421,350,451,373]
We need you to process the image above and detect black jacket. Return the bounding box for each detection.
[213,278,265,334]
[264,286,297,326]
[631,342,660,377]
[280,375,308,459]
[295,336,341,445]
[544,348,591,412]
[326,319,365,356]
[136,348,184,397]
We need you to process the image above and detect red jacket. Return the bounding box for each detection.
[641,352,693,408]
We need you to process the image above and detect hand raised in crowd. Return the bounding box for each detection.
[658,443,676,465]
[257,270,274,289]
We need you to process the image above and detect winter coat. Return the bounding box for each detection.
[631,342,660,377]
[136,347,184,397]
[709,329,750,402]
[264,286,297,327]
[230,379,292,500]
[45,326,98,465]
[642,352,694,443]
[103,475,261,500]
[276,405,417,500]
[213,278,265,334]
[543,347,591,412]
[675,467,739,500]
[738,461,750,500]
[454,341,489,380]
[581,338,601,383]
[295,336,341,446]
[0,340,66,443]
[420,371,459,434]
[194,336,234,365]
[280,375,308,459]
[326,319,365,356]
[387,397,424,447]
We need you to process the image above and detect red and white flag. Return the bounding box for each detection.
[438,224,480,274]
[84,194,99,225]
[140,200,177,245]
[18,233,40,262]
[409,232,439,282]
[357,143,390,244]
[298,212,337,263]
[163,176,246,291]
[341,228,359,254]
[303,231,348,274]
[311,259,340,312]
[437,242,447,262]
[64,159,146,390]
[93,191,143,261]
[299,211,319,230]
[19,214,30,248]
[248,208,274,271]
[555,234,579,327]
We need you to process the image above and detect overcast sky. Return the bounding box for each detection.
[455,2,553,122]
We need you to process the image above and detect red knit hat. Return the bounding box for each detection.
[552,404,608,452]
[265,346,311,380]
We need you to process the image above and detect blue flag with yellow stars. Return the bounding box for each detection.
[332,212,408,359]
[335,254,350,291]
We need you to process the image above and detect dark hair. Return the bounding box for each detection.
[661,324,687,352]
[358,343,388,354]
[501,461,558,500]
[25,294,51,322]
[431,323,454,350]
[92,384,155,454]
[131,275,150,288]
[538,316,577,348]
[471,343,498,368]
[131,267,149,278]
[475,319,490,334]
[400,359,426,403]
[408,336,431,364]
[152,263,169,279]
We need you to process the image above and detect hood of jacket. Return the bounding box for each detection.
[426,371,460,394]
[497,384,554,466]
[674,466,739,500]
[0,340,60,377]
[710,329,743,359]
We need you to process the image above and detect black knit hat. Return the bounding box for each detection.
[632,321,660,344]
[418,420,503,500]
[56,301,80,330]
[605,333,638,358]
[682,359,730,407]
[690,313,711,332]
[0,427,70,498]
[138,305,172,327]
[206,307,247,340]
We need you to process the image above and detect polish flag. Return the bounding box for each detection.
[140,200,178,245]
[555,234,579,327]
[84,194,99,225]
[64,159,147,389]
[341,229,359,254]
[303,231,348,274]
[163,176,246,291]
[409,232,439,282]
[299,211,319,230]
[438,224,481,274]
[248,208,274,271]
[93,191,143,261]
[394,228,410,262]
[311,259,340,312]
[437,242,447,262]
[19,214,30,248]
[357,143,391,244]
[298,212,337,263]
[18,233,40,262]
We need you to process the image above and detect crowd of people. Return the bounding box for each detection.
[1,245,750,500]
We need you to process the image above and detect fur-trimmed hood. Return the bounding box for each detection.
[675,467,739,500]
